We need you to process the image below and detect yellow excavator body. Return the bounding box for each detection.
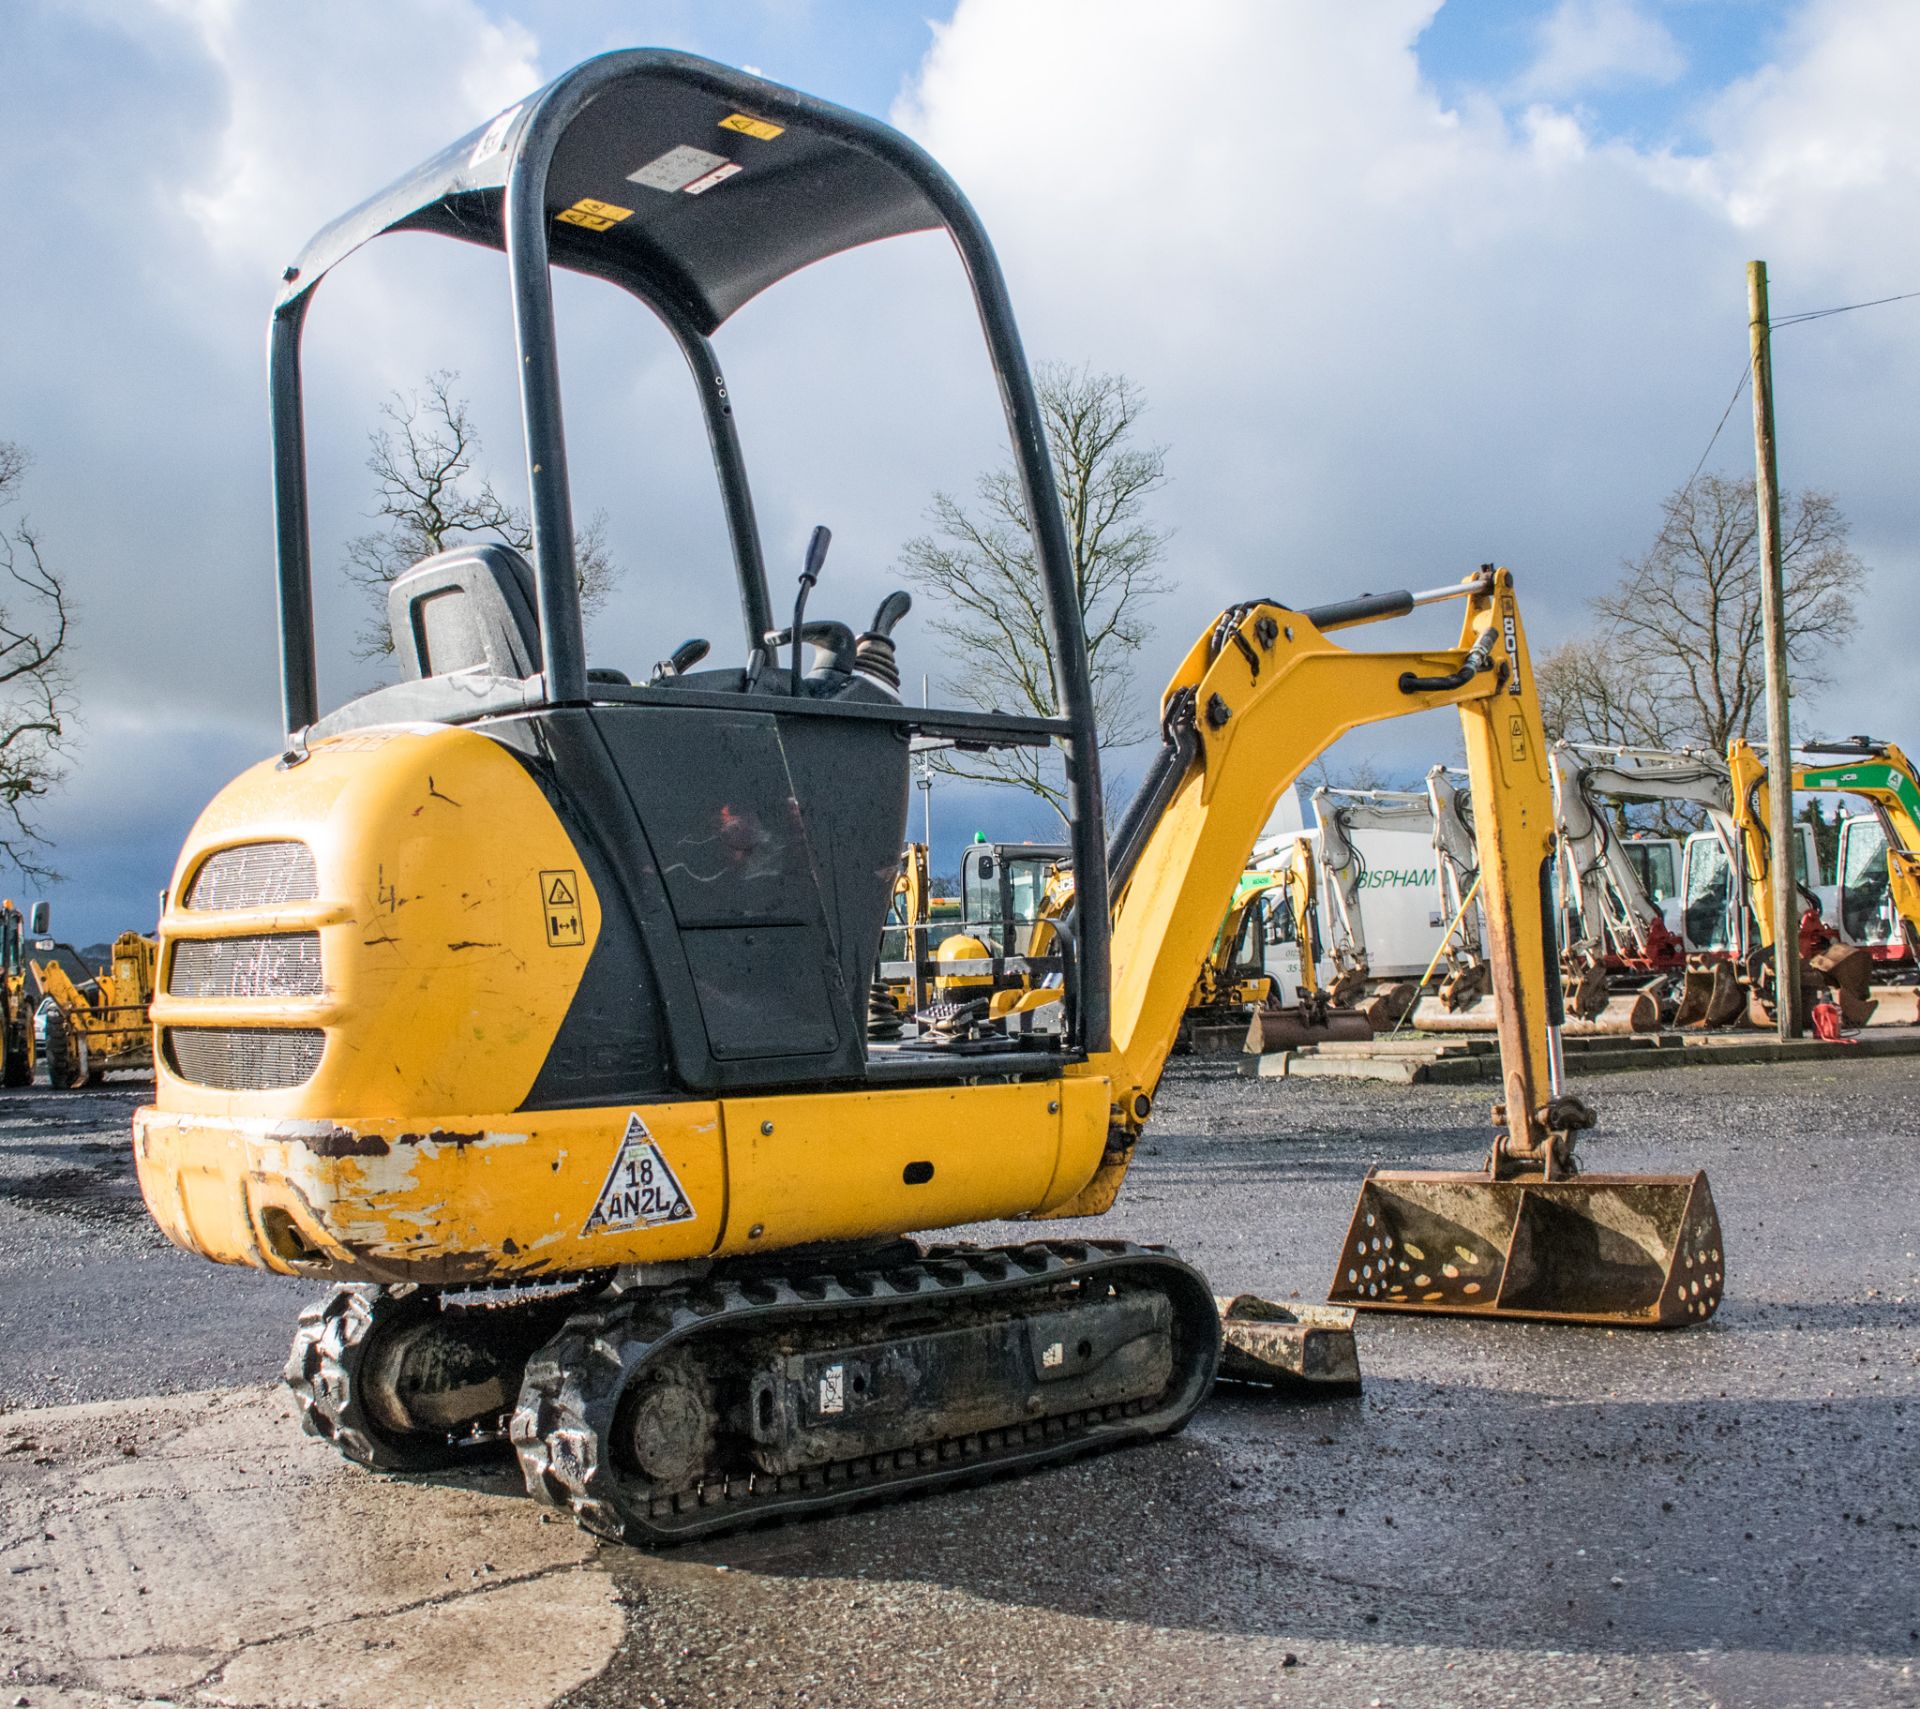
[129,50,1722,1542]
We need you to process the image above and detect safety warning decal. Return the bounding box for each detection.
[719,112,784,141]
[468,102,523,168]
[556,197,633,232]
[583,1114,696,1234]
[628,144,731,193]
[818,1362,845,1415]
[540,868,585,947]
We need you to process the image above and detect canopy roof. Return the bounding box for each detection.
[276,49,949,334]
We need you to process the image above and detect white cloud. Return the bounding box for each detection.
[1510,0,1685,101]
[891,0,1919,764]
[6,0,1920,934]
[158,0,541,272]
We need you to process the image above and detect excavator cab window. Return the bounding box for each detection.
[1682,832,1737,952]
[1261,889,1299,950]
[960,844,1069,957]
[1626,839,1679,905]
[1838,815,1894,944]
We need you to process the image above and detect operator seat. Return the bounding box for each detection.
[388,544,540,681]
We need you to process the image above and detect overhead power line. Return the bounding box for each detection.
[1678,284,1920,496]
[1770,287,1920,328]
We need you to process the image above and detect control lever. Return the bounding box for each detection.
[650,637,710,682]
[791,525,831,695]
[854,590,913,692]
[868,589,912,638]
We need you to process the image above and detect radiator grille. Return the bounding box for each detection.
[165,1027,324,1091]
[184,842,318,911]
[168,933,323,999]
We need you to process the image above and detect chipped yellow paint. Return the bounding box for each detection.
[133,715,1120,1284]
[133,1074,1108,1283]
[135,1102,725,1282]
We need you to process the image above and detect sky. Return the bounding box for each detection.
[2,0,1918,940]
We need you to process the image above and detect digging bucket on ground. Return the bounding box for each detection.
[1328,1169,1723,1327]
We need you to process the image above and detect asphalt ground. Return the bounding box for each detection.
[0,1061,1915,1708]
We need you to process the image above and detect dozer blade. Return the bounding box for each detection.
[1214,1295,1362,1394]
[1328,1169,1723,1327]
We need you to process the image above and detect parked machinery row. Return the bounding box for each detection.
[1124,727,1919,1052]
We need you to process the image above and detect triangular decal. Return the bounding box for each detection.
[582,1114,696,1234]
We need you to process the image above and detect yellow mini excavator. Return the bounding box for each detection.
[1728,735,1920,1023]
[134,51,1723,1544]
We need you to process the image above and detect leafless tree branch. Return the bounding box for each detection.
[898,363,1172,825]
[343,372,621,659]
[0,442,74,881]
[1547,473,1867,804]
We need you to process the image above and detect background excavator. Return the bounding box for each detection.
[132,50,1723,1545]
[1547,743,1746,1030]
[1728,736,1920,1027]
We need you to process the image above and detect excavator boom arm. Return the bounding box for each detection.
[1083,569,1564,1167]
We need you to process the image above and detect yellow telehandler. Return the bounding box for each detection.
[133,51,1722,1543]
[27,905,157,1087]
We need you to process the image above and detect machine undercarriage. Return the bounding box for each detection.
[289,1241,1219,1541]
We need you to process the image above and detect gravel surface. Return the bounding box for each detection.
[0,1081,307,1408]
[2,1061,1915,1707]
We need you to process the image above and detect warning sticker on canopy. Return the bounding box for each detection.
[583,1114,696,1234]
[627,144,730,193]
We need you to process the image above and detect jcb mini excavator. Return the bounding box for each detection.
[1728,736,1920,1024]
[133,51,1724,1543]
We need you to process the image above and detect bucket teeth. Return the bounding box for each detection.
[1328,1169,1723,1327]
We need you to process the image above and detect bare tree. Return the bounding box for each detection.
[898,363,1172,822]
[345,371,618,659]
[1543,474,1865,755]
[1537,636,1694,752]
[0,442,73,880]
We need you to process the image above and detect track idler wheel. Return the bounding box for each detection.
[286,1285,551,1472]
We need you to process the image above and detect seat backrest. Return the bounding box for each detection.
[387,544,540,681]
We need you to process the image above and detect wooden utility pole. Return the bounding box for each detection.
[1747,259,1802,1040]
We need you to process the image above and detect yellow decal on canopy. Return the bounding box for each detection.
[719,113,784,141]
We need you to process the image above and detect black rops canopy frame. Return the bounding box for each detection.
[266,49,1113,1055]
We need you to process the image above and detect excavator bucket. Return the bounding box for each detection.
[1245,997,1373,1052]
[1675,959,1746,1029]
[1328,1169,1723,1327]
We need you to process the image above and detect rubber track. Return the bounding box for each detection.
[284,1285,485,1472]
[511,1239,1221,1544]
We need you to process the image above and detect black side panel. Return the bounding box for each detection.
[508,699,910,1099]
[496,720,679,1110]
[592,705,859,1078]
[682,926,840,1059]
[774,717,912,1010]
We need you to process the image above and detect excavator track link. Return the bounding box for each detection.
[511,1240,1220,1545]
[286,1286,490,1472]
